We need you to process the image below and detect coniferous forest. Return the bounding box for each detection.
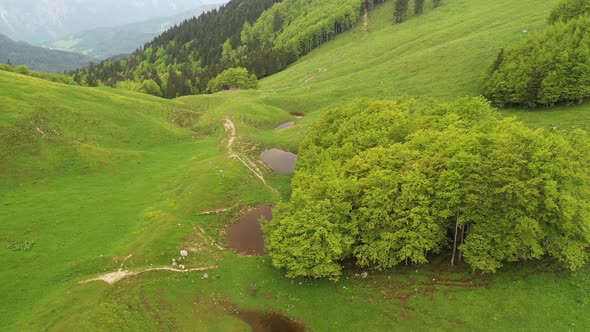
[72,0,386,98]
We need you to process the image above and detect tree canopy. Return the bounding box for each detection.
[266,98,590,279]
[483,0,590,108]
[549,0,590,23]
[483,15,590,107]
[206,67,257,92]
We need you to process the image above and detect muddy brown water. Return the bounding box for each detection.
[235,310,306,332]
[275,121,295,130]
[289,111,305,119]
[226,205,273,255]
[260,149,297,174]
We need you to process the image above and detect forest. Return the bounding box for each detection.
[70,0,386,98]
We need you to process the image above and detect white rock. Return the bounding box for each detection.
[180,250,188,257]
[202,273,209,279]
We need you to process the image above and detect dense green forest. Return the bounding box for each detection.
[483,0,590,107]
[0,34,91,73]
[267,98,590,279]
[71,0,386,98]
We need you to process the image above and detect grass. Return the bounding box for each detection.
[1,0,590,330]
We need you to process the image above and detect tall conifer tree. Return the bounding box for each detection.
[414,0,424,15]
[394,0,409,23]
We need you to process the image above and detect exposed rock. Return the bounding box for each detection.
[180,250,188,257]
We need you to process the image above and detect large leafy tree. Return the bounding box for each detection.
[206,67,257,92]
[266,98,590,279]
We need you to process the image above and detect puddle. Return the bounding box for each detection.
[275,121,295,130]
[260,149,297,174]
[235,310,307,332]
[289,111,305,119]
[226,205,273,256]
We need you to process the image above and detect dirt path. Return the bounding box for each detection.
[199,205,236,215]
[79,265,218,285]
[223,117,277,193]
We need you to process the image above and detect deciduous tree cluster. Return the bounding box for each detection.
[266,98,590,279]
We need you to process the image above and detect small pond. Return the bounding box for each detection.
[289,111,305,119]
[275,121,295,130]
[235,310,307,332]
[226,205,273,256]
[260,149,297,174]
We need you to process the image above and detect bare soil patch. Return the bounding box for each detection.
[79,265,218,285]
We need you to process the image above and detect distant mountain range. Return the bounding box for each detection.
[43,5,221,60]
[0,0,226,45]
[0,33,92,73]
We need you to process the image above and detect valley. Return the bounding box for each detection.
[1,0,590,330]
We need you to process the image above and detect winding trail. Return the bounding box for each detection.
[223,117,277,193]
[79,265,218,285]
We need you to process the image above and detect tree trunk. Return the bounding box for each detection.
[451,212,459,267]
[458,224,466,263]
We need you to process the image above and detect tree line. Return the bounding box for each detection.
[265,98,590,279]
[394,0,442,24]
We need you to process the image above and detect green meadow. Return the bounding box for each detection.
[1,0,589,330]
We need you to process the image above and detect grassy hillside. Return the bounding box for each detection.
[0,70,281,329]
[2,0,590,331]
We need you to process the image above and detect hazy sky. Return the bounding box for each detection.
[0,0,227,43]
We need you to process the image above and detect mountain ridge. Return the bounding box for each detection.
[0,33,92,73]
[43,4,222,59]
[0,0,227,44]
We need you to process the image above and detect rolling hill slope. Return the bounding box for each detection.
[2,0,590,330]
